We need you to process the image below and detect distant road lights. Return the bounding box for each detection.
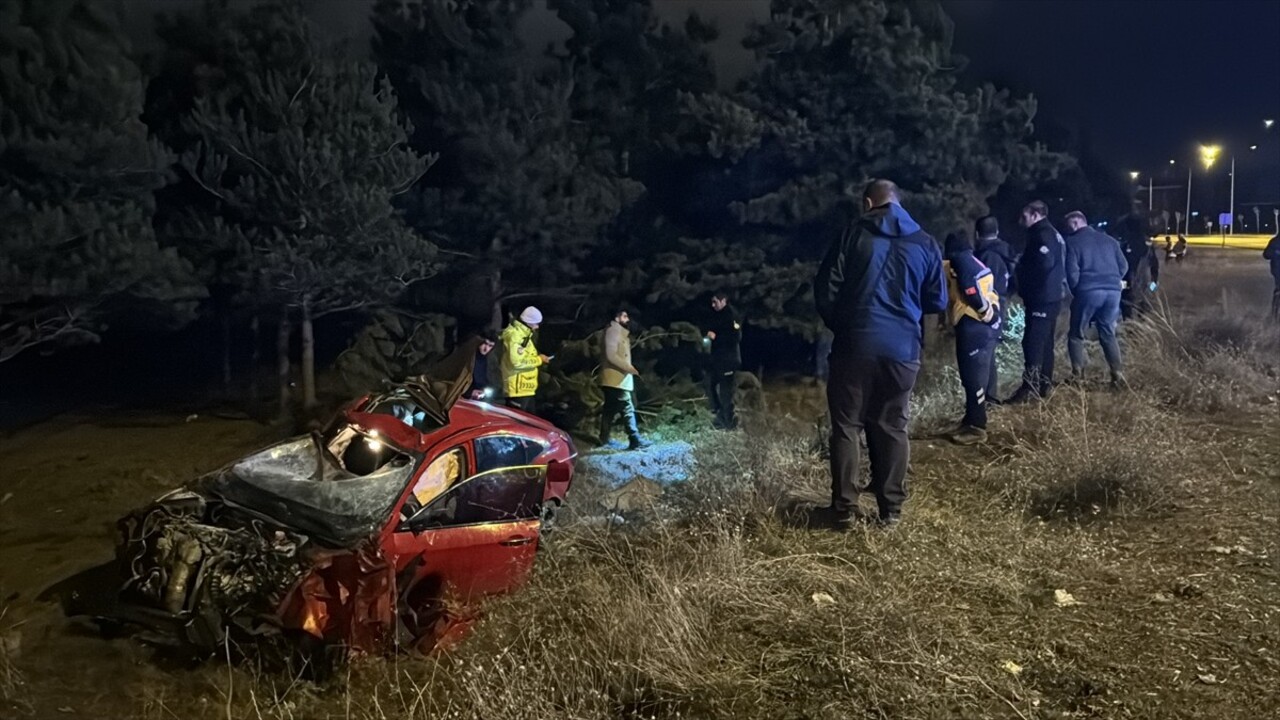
[1265,119,1275,129]
[1169,159,1176,164]
[1250,145,1258,150]
[1129,171,1140,180]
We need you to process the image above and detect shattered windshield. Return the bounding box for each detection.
[208,434,417,545]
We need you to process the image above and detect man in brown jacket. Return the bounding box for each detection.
[599,309,651,450]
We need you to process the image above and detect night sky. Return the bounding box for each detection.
[941,0,1280,205]
[123,0,1280,209]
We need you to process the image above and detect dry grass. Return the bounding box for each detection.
[0,606,28,716]
[7,252,1279,719]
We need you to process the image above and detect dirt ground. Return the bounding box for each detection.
[1,248,1276,719]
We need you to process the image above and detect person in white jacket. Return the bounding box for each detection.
[598,309,650,449]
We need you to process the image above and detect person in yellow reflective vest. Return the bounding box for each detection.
[500,307,550,414]
[942,231,1001,445]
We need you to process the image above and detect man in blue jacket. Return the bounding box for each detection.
[974,215,1015,403]
[1007,200,1067,404]
[1063,211,1128,387]
[813,179,947,529]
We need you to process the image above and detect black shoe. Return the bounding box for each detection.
[627,437,653,451]
[876,513,902,530]
[811,505,857,530]
[946,425,988,446]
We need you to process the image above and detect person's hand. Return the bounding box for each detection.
[538,354,552,364]
[980,306,995,324]
[1148,281,1158,293]
[469,389,483,400]
[706,331,717,341]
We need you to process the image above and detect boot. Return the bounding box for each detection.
[947,425,988,446]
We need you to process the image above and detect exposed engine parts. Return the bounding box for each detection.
[116,495,310,644]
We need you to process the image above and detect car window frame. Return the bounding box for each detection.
[399,463,547,532]
[473,433,548,473]
[397,444,469,530]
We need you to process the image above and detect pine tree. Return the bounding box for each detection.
[372,0,642,329]
[613,0,1070,340]
[0,0,199,362]
[176,0,437,411]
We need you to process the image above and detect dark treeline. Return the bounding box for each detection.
[0,0,1128,423]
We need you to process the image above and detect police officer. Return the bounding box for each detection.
[943,231,1001,445]
[703,292,742,430]
[499,306,551,413]
[1007,200,1067,404]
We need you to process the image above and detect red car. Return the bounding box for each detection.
[67,374,576,658]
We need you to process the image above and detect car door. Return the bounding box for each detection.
[388,437,545,604]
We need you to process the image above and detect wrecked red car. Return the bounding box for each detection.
[65,349,575,658]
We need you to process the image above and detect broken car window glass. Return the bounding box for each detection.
[475,435,546,473]
[209,436,418,543]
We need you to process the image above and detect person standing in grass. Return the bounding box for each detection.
[1265,234,1280,321]
[1063,211,1128,388]
[702,292,742,430]
[500,306,551,414]
[599,308,651,450]
[1006,200,1067,404]
[1121,216,1160,319]
[813,179,947,529]
[942,231,1001,445]
[974,215,1016,404]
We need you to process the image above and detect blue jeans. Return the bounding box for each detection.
[1067,290,1123,375]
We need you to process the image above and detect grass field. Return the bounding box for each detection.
[1,249,1277,719]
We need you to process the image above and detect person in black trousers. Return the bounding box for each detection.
[974,215,1015,403]
[813,180,947,529]
[943,231,1002,445]
[1006,200,1067,404]
[702,292,742,430]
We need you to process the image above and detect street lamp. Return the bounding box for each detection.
[1129,171,1139,180]
[1266,119,1275,129]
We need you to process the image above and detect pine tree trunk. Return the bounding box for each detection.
[277,308,291,421]
[220,313,233,393]
[301,299,317,410]
[489,268,504,330]
[248,313,261,402]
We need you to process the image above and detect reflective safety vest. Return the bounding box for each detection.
[500,320,543,398]
[945,259,1001,326]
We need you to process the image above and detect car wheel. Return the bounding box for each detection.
[540,499,561,534]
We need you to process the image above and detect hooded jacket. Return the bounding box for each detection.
[975,235,1016,300]
[1065,226,1128,294]
[814,202,947,362]
[499,320,543,398]
[600,320,639,391]
[944,234,1000,329]
[1264,235,1280,283]
[1016,217,1068,306]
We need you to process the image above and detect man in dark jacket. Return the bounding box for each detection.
[813,179,947,529]
[467,330,498,401]
[1063,212,1128,386]
[943,231,1001,445]
[703,292,742,430]
[1008,200,1067,403]
[1120,216,1160,319]
[1264,234,1280,321]
[974,215,1015,403]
